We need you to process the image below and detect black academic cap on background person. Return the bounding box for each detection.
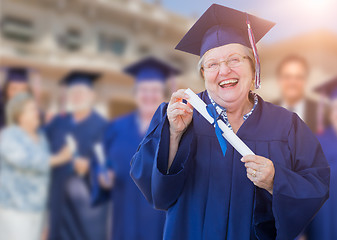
[174,4,275,89]
[315,76,337,100]
[314,76,337,133]
[61,71,101,88]
[1,67,33,83]
[124,56,181,83]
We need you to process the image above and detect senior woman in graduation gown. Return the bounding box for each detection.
[305,78,337,240]
[92,57,179,240]
[130,4,330,240]
[45,71,108,240]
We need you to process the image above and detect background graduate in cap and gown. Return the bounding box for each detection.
[131,4,330,240]
[304,77,337,240]
[92,57,179,240]
[45,71,109,240]
[0,67,31,129]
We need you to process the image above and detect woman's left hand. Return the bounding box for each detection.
[241,155,275,195]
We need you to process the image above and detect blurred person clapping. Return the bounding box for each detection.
[45,71,109,240]
[0,93,72,240]
[92,57,179,240]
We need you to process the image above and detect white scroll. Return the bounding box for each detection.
[94,143,106,166]
[94,143,109,183]
[184,88,255,157]
[66,134,77,156]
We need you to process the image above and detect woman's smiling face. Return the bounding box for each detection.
[202,43,254,106]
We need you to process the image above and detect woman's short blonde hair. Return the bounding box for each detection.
[6,92,33,126]
[198,45,255,79]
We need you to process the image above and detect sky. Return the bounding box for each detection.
[146,0,337,44]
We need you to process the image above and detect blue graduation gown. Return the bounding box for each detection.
[45,111,109,240]
[92,112,165,240]
[305,127,337,240]
[0,92,5,129]
[130,91,330,240]
[0,106,4,130]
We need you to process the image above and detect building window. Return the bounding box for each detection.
[98,34,127,56]
[1,16,34,43]
[58,28,82,51]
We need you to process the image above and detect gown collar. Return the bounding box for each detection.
[206,90,258,131]
[197,90,264,140]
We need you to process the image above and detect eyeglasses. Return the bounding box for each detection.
[202,53,249,72]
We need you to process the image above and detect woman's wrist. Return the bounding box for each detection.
[170,129,183,142]
[168,129,184,171]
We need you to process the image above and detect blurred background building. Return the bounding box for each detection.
[0,0,201,118]
[1,0,337,118]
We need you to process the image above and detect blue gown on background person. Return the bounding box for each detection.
[305,127,337,240]
[0,94,4,129]
[45,111,109,240]
[131,91,330,240]
[92,56,180,240]
[305,77,337,240]
[92,111,166,240]
[45,69,109,240]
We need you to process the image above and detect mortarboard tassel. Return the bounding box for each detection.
[246,14,261,89]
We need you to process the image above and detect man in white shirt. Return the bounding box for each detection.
[274,55,318,133]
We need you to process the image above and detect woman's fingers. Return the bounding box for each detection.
[243,155,275,194]
[241,155,263,164]
[169,89,189,105]
[168,102,193,114]
[167,89,194,135]
[246,167,258,176]
[186,102,193,109]
[246,171,257,184]
[170,109,188,118]
[244,161,259,171]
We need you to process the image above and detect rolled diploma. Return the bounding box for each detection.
[184,88,255,157]
[66,134,77,156]
[93,143,106,166]
[94,143,109,183]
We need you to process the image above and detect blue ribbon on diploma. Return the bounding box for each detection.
[206,104,227,156]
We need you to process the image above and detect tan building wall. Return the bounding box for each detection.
[0,0,202,118]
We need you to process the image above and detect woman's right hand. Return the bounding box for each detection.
[167,89,194,137]
[50,145,72,167]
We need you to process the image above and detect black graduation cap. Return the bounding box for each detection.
[175,4,275,56]
[175,4,275,89]
[3,67,30,83]
[315,77,337,100]
[124,57,180,83]
[61,71,101,87]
